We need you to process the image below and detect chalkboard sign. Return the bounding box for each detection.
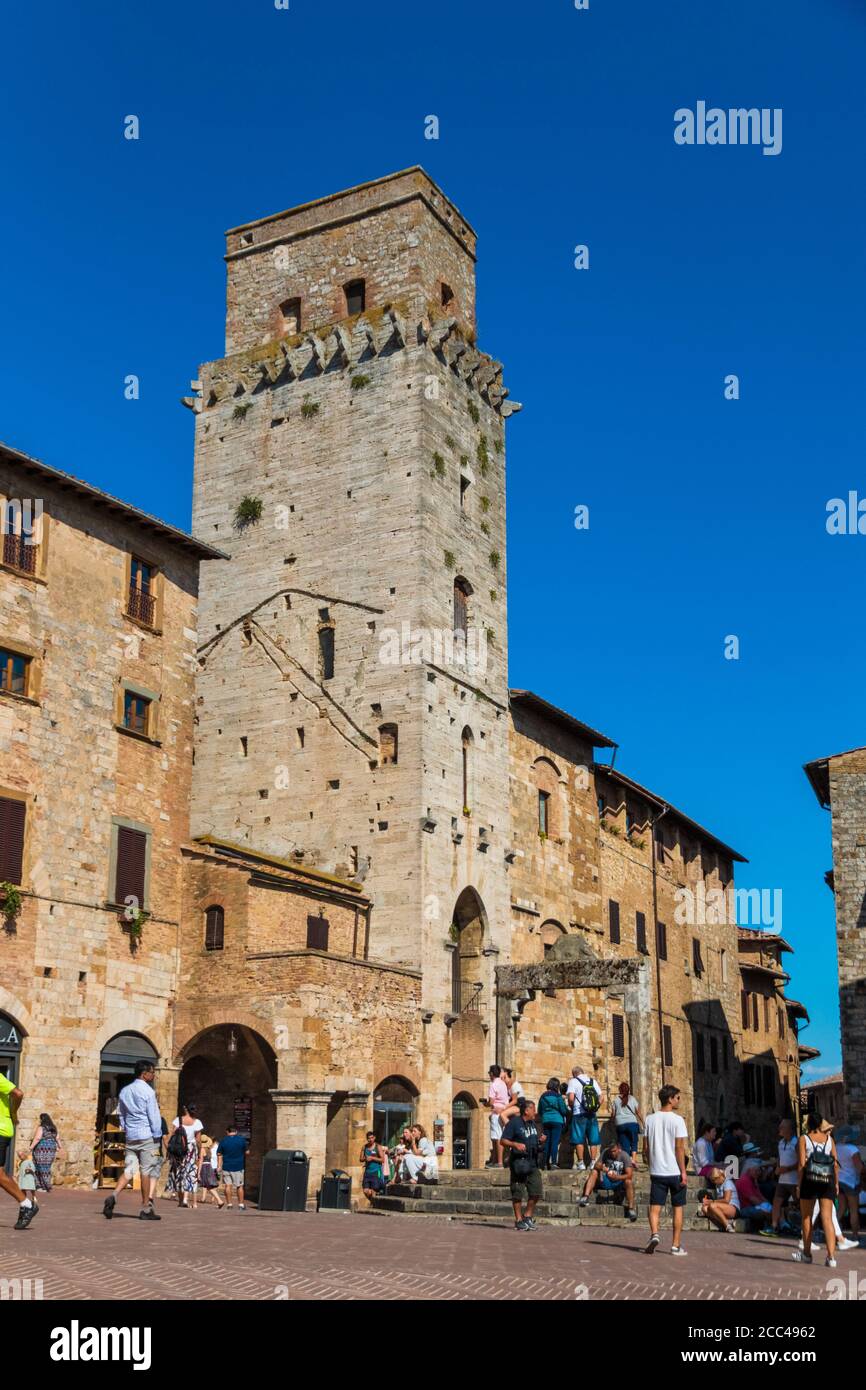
[233,1096,252,1139]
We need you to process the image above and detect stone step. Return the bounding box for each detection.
[370,1192,715,1228]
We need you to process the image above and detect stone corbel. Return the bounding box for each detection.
[332,324,354,368]
[384,306,406,346]
[306,332,327,372]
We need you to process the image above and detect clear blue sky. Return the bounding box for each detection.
[3,0,863,1079]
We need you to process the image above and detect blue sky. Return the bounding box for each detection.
[2,0,863,1078]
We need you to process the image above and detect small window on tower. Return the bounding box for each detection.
[379,723,398,766]
[280,297,301,334]
[460,474,470,509]
[344,279,365,315]
[441,282,455,308]
[318,626,335,681]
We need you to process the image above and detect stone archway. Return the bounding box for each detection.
[177,1023,278,1197]
[495,933,653,1111]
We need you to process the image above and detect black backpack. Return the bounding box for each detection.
[167,1122,188,1160]
[803,1137,835,1189]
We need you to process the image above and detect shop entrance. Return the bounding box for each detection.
[95,1033,158,1188]
[372,1076,417,1148]
[0,1014,23,1175]
[452,1093,476,1170]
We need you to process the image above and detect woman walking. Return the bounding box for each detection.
[29,1113,63,1193]
[611,1083,644,1162]
[792,1112,838,1267]
[360,1131,389,1202]
[168,1104,203,1209]
[197,1135,224,1208]
[538,1078,568,1169]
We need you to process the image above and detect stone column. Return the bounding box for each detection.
[270,1089,331,1201]
[345,1090,371,1193]
[623,960,654,1118]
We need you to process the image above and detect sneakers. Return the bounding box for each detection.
[514,1218,529,1231]
[626,1207,638,1223]
[725,1222,736,1234]
[14,1201,38,1231]
[524,1217,538,1230]
[670,1246,688,1256]
[576,1162,587,1172]
[825,1256,838,1268]
[578,1196,589,1208]
[644,1233,660,1255]
[102,1195,116,1220]
[759,1226,780,1238]
[139,1204,161,1221]
[837,1237,858,1252]
[791,1250,812,1263]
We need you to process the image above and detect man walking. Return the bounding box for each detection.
[501,1098,546,1231]
[103,1059,163,1220]
[0,1071,38,1229]
[643,1084,689,1256]
[217,1123,250,1209]
[566,1065,602,1171]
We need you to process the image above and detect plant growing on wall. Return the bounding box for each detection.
[124,906,148,949]
[0,882,22,928]
[476,437,489,468]
[350,373,371,391]
[444,550,456,569]
[488,550,500,570]
[232,402,252,420]
[467,401,480,424]
[432,453,446,477]
[444,434,456,451]
[301,397,320,419]
[234,495,263,528]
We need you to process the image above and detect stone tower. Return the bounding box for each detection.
[190,170,521,1081]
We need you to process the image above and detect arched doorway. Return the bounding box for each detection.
[0,1013,23,1175]
[372,1076,417,1148]
[451,887,486,1014]
[452,1092,477,1170]
[178,1024,278,1198]
[96,1032,158,1188]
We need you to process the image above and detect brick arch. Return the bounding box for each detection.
[173,1006,277,1065]
[96,1009,169,1062]
[0,988,34,1039]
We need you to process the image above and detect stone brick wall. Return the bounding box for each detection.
[0,458,202,1183]
[827,750,866,1126]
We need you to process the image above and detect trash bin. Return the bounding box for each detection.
[259,1149,310,1211]
[453,1139,468,1170]
[317,1169,352,1211]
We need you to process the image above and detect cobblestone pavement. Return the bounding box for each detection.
[0,1192,859,1300]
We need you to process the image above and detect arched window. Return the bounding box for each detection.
[204,905,225,951]
[461,726,474,813]
[379,723,398,766]
[453,576,472,635]
[344,278,366,315]
[532,756,561,839]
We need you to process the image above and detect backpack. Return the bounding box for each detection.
[803,1137,835,1189]
[579,1078,600,1115]
[167,1122,188,1160]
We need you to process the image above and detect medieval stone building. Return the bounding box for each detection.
[804,746,866,1128]
[0,170,810,1195]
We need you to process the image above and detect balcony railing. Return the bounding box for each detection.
[127,586,156,626]
[452,978,483,1015]
[2,532,38,574]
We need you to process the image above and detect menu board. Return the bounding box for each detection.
[233,1095,252,1139]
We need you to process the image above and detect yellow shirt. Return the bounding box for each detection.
[0,1073,17,1138]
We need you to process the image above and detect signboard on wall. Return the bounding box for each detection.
[233,1095,252,1139]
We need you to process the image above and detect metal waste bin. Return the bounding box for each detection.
[317,1169,352,1211]
[259,1149,310,1211]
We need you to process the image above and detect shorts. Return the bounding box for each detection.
[124,1138,163,1179]
[840,1181,859,1196]
[600,1173,628,1193]
[510,1166,543,1203]
[0,1136,10,1167]
[571,1115,600,1147]
[649,1173,688,1208]
[223,1170,245,1186]
[489,1112,503,1141]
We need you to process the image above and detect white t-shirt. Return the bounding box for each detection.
[644,1110,688,1177]
[836,1142,860,1188]
[509,1080,525,1101]
[777,1135,798,1185]
[567,1075,601,1114]
[692,1136,714,1171]
[172,1118,203,1144]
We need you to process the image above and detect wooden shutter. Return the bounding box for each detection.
[0,797,26,885]
[609,899,620,944]
[114,826,147,907]
[205,905,224,951]
[752,994,759,1031]
[656,920,667,960]
[710,1036,719,1074]
[612,1014,625,1058]
[662,1025,673,1067]
[306,914,329,950]
[635,910,647,953]
[692,937,704,976]
[695,1033,705,1072]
